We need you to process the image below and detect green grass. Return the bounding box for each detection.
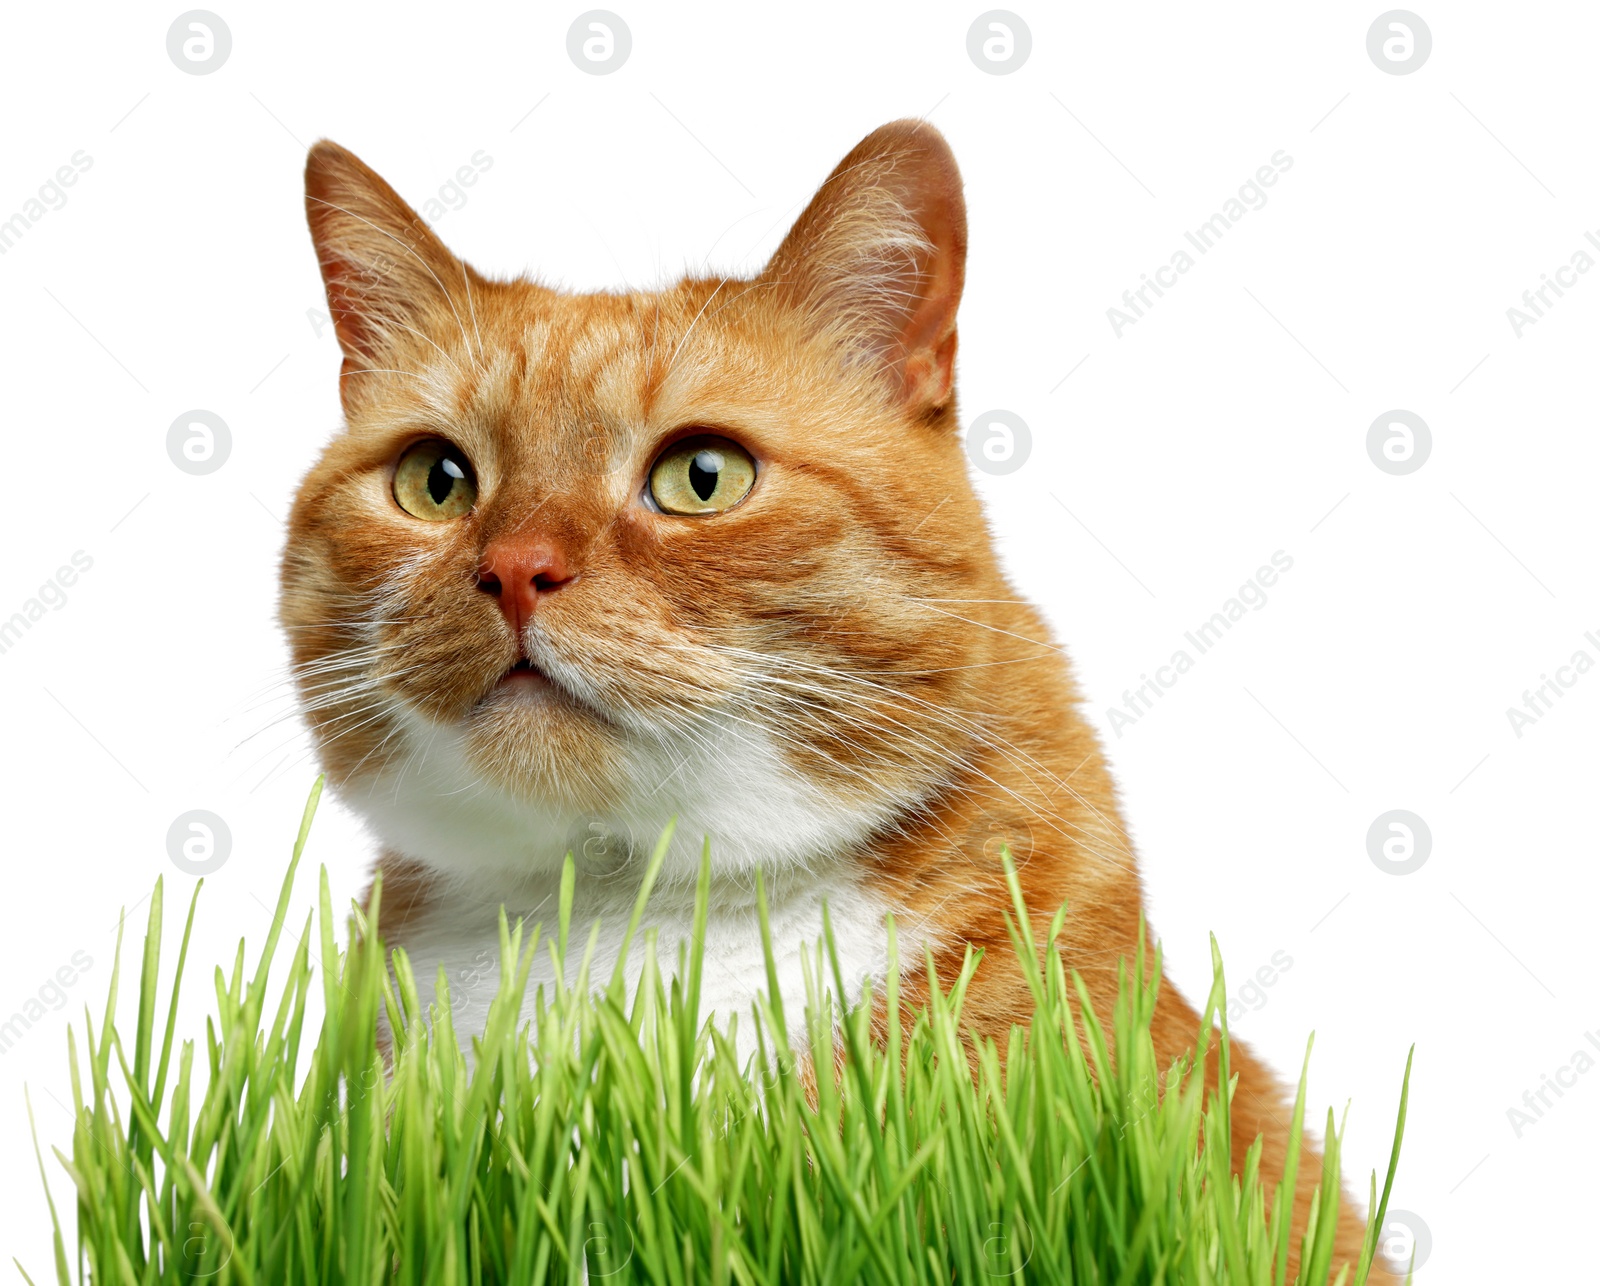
[22,778,1411,1284]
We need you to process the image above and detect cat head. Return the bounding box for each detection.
[281,120,1010,884]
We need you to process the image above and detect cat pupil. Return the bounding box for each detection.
[427,460,456,504]
[689,450,722,501]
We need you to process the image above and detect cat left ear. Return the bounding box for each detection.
[304,141,468,397]
[760,119,967,416]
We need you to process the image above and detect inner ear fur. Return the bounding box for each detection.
[760,119,968,415]
[304,140,474,394]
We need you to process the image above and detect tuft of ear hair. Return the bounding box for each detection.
[303,141,477,405]
[761,119,968,417]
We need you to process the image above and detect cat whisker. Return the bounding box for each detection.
[231,647,428,717]
[660,277,727,382]
[675,642,1136,874]
[628,659,1053,856]
[339,367,433,383]
[901,598,1072,659]
[460,261,486,369]
[908,597,1035,606]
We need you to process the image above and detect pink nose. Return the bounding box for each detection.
[476,534,575,640]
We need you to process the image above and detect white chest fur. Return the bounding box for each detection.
[344,706,929,1064]
[382,865,907,1069]
[351,704,910,884]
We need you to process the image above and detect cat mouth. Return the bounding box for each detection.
[500,657,550,687]
[482,644,614,726]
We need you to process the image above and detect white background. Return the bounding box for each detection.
[2,1,1595,1279]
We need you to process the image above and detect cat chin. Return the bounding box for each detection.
[460,691,628,809]
[337,697,916,893]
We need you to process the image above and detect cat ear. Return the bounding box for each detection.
[760,119,967,415]
[304,141,467,388]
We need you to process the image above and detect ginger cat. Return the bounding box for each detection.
[283,120,1396,1282]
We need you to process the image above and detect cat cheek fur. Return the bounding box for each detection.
[280,123,1396,1284]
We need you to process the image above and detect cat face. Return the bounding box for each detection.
[282,121,1002,882]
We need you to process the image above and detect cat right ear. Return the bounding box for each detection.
[304,141,468,397]
[760,120,967,418]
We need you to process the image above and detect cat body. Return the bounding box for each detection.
[283,120,1395,1282]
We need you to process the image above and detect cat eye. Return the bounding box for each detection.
[393,439,477,521]
[647,435,756,515]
